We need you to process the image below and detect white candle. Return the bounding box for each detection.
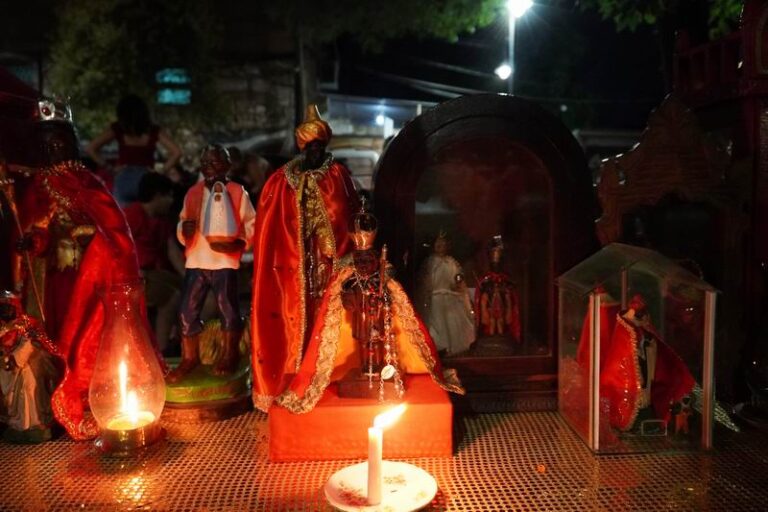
[367,426,383,505]
[367,404,407,506]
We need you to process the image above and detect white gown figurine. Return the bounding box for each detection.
[417,231,475,356]
[0,290,60,443]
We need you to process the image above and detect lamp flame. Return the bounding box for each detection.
[118,360,143,425]
[373,404,407,429]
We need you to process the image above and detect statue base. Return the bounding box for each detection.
[163,395,252,423]
[269,375,452,461]
[337,370,400,400]
[163,357,251,422]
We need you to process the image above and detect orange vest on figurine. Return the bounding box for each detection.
[182,180,245,248]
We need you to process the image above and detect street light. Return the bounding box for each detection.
[504,0,533,95]
[495,64,512,80]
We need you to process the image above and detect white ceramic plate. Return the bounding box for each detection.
[324,460,437,512]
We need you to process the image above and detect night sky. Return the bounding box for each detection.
[0,1,668,132]
[337,2,666,130]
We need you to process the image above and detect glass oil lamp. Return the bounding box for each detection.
[89,282,165,455]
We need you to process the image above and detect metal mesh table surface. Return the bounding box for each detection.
[2,411,767,511]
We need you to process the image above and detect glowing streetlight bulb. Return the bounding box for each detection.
[507,0,533,19]
[375,113,385,126]
[495,64,512,80]
[502,0,532,94]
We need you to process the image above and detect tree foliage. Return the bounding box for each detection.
[256,0,503,50]
[579,0,744,38]
[48,0,220,138]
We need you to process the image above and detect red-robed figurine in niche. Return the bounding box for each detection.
[476,236,521,341]
[251,104,359,412]
[2,123,157,440]
[600,294,695,431]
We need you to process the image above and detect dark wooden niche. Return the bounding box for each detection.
[374,94,597,411]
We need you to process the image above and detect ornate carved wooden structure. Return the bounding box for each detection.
[595,96,747,399]
[374,94,597,411]
[671,0,768,401]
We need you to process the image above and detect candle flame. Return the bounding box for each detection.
[373,403,407,429]
[118,360,141,425]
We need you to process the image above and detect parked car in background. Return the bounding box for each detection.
[332,146,380,196]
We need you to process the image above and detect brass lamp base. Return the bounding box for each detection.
[94,422,166,457]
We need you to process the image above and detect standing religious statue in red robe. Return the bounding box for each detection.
[476,236,521,341]
[251,105,359,412]
[1,122,154,440]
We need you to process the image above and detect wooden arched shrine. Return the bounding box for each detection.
[374,94,597,410]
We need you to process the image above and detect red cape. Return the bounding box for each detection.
[250,157,358,412]
[600,314,695,431]
[16,162,159,440]
[576,293,620,372]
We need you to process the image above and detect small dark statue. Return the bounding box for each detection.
[339,207,404,400]
[0,291,60,443]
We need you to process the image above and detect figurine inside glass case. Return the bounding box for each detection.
[600,294,695,432]
[0,290,60,443]
[416,231,475,356]
[557,243,717,453]
[476,236,521,342]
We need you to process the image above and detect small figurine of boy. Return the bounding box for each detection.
[167,145,256,383]
[0,290,60,443]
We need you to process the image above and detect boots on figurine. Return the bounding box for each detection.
[213,329,241,376]
[167,334,200,383]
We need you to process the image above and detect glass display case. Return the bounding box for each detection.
[374,94,598,408]
[413,138,551,358]
[557,243,717,453]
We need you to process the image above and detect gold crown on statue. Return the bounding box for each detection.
[350,199,377,250]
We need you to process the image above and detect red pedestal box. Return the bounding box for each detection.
[269,375,453,461]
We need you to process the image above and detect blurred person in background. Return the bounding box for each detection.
[86,94,182,207]
[123,172,185,353]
